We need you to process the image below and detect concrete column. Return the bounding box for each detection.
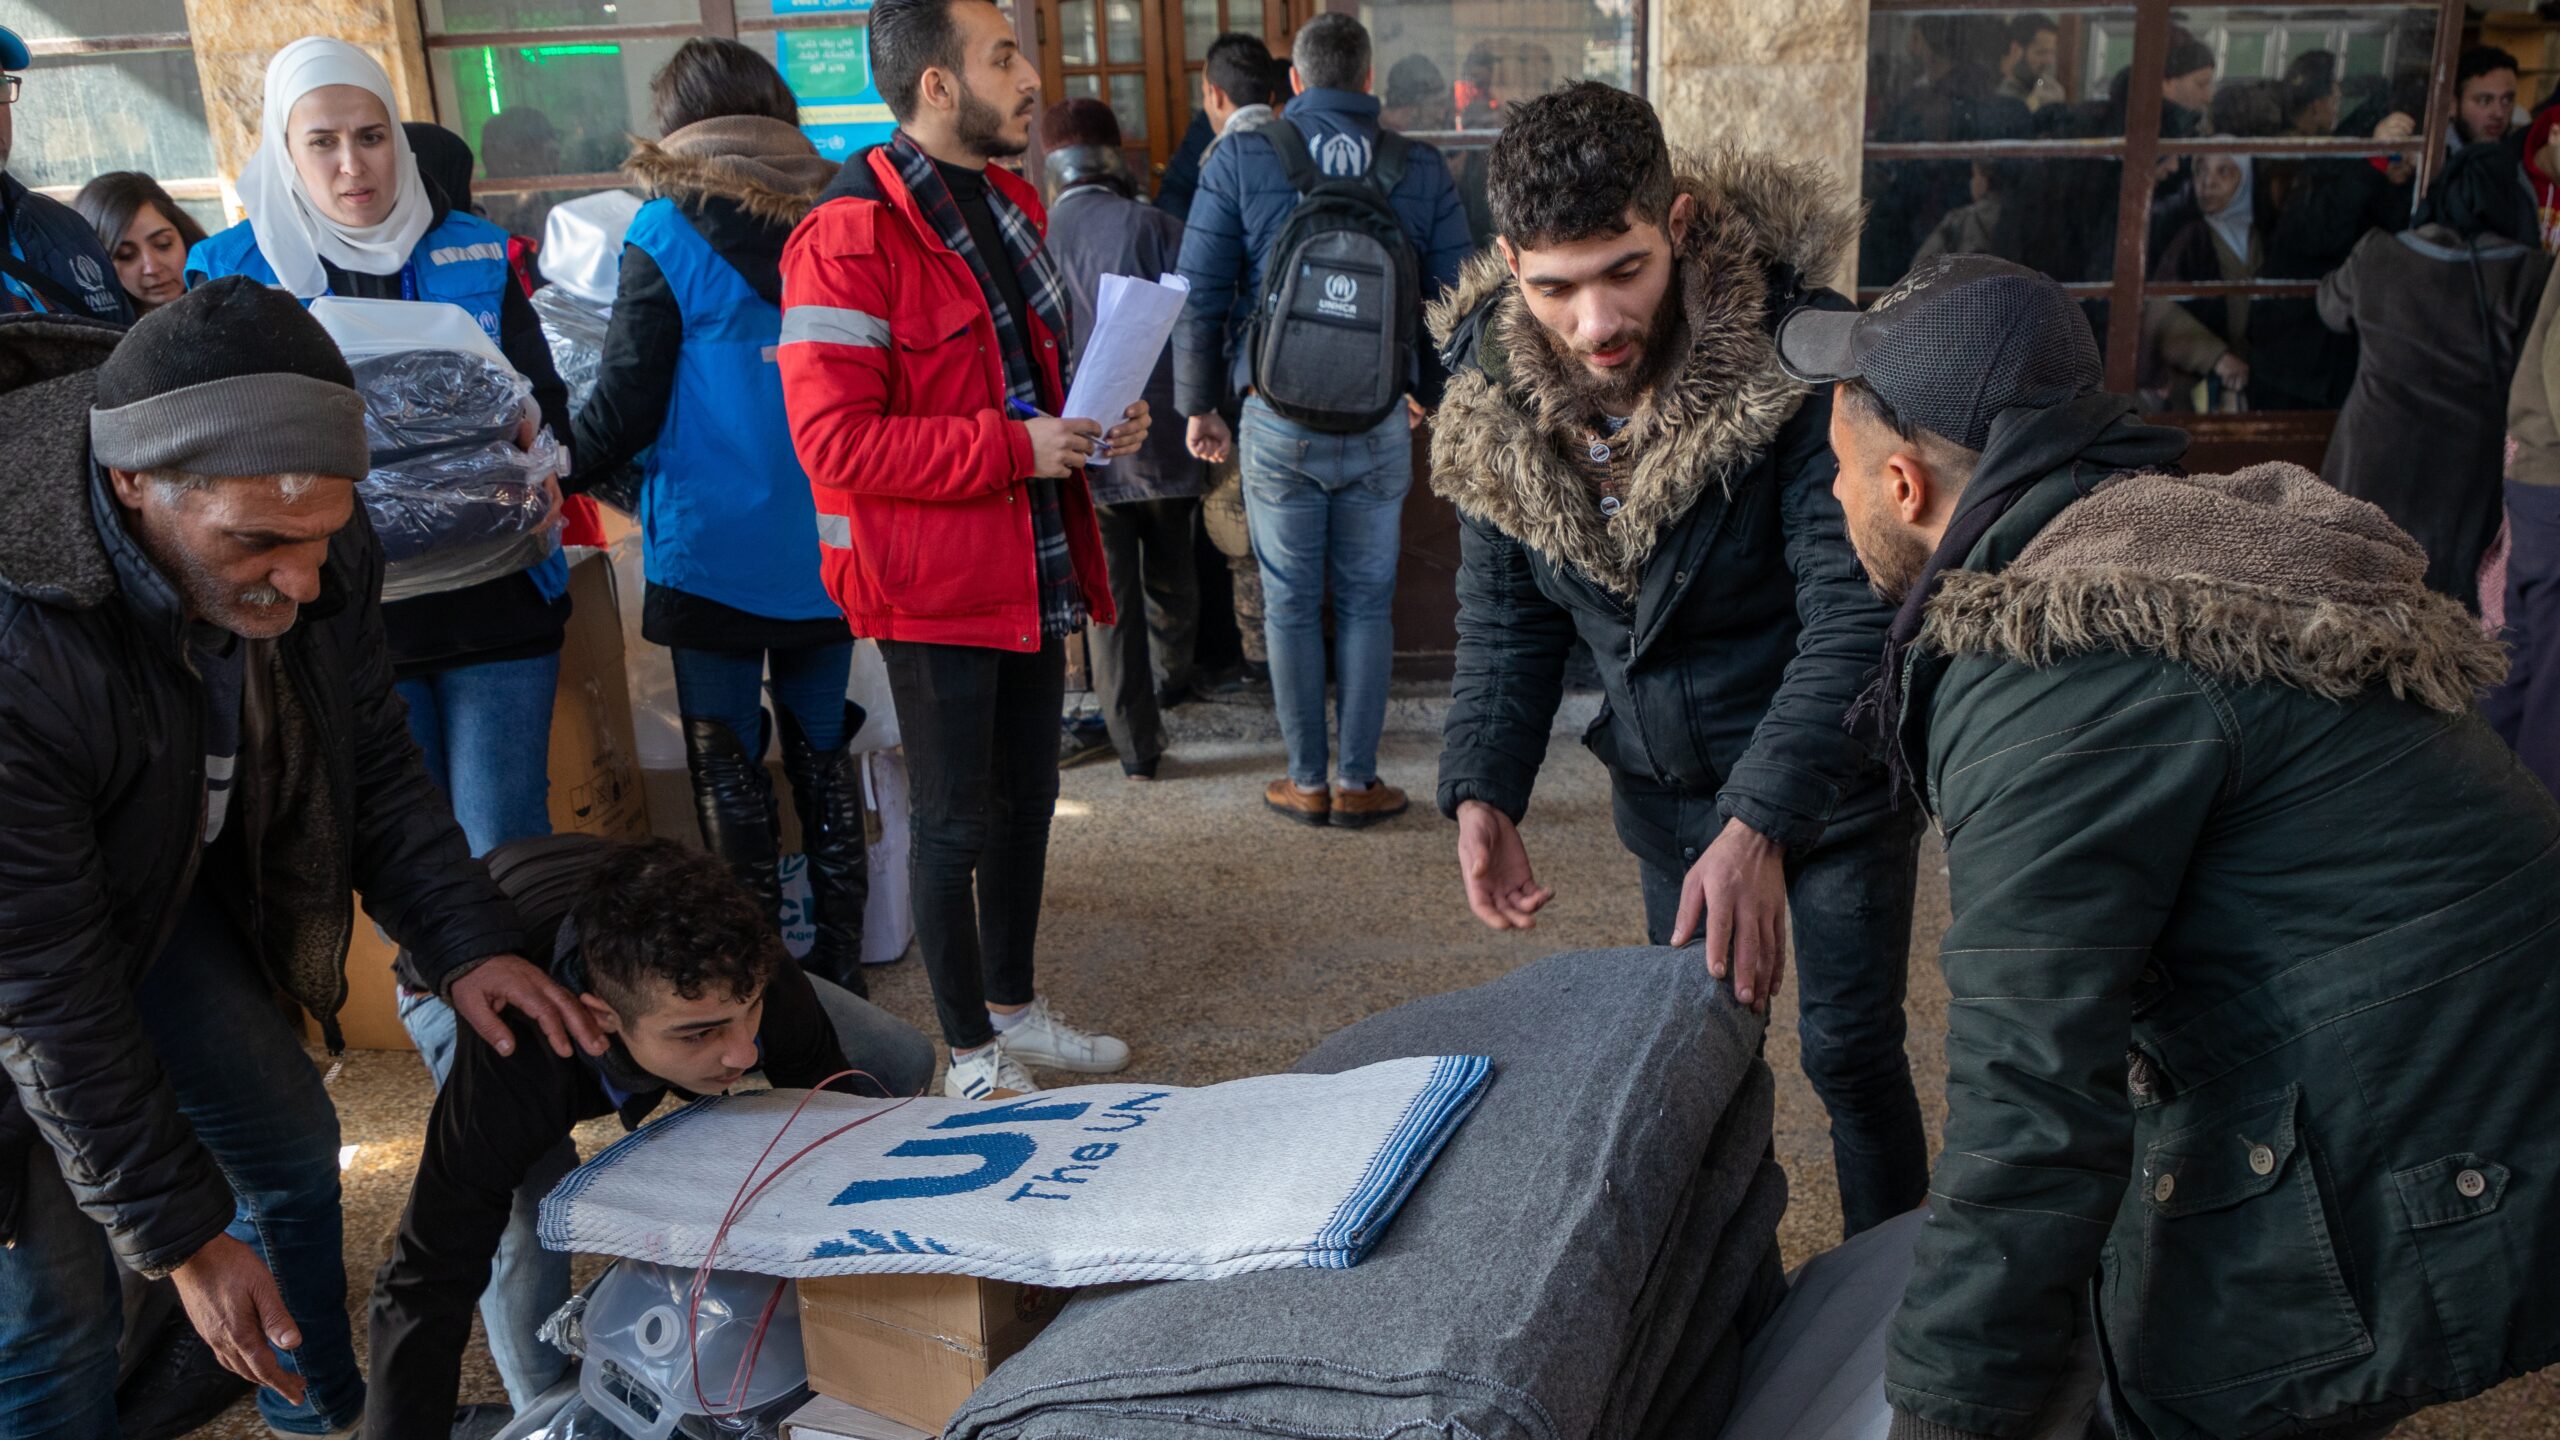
[1650,0,1868,287]
[182,0,438,212]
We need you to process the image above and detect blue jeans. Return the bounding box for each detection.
[1238,396,1411,788]
[669,641,857,753]
[0,885,363,1437]
[396,652,561,856]
[1617,780,1930,1240]
[392,974,936,1413]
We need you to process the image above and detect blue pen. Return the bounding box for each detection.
[1006,398,1110,463]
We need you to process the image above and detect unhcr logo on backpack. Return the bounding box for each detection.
[1320,271,1360,320]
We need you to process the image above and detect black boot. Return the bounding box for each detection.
[779,702,872,995]
[684,714,782,924]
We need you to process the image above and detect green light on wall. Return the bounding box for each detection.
[480,45,502,116]
[520,44,624,63]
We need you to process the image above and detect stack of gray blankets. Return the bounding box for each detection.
[949,947,1789,1440]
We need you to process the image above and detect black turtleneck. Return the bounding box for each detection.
[936,158,1034,362]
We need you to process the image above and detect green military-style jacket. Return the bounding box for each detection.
[1885,462,2560,1440]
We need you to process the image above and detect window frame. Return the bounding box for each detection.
[416,0,878,196]
[11,26,225,215]
[1860,0,2465,451]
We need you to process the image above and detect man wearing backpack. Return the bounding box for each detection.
[1175,12,1472,828]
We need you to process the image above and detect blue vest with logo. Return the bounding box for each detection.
[187,211,567,602]
[622,198,835,621]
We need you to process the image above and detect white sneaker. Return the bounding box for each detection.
[944,1041,1039,1099]
[993,996,1130,1074]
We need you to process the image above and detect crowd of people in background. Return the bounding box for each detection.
[5,7,2560,1440]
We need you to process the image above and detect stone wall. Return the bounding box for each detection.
[181,0,437,216]
[1650,0,1867,288]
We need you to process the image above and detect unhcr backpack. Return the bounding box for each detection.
[1246,120,1419,434]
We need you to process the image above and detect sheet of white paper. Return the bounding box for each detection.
[1061,271,1188,466]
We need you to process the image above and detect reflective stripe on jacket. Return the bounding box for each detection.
[779,146,1112,651]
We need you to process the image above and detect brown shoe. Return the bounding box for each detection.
[1264,778,1331,826]
[1330,781,1409,829]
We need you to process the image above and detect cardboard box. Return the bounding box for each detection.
[783,1394,933,1440]
[797,1273,1070,1433]
[325,552,653,1050]
[544,551,652,843]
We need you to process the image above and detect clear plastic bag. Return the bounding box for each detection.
[311,297,564,601]
[535,283,645,517]
[535,283,613,416]
[515,1261,813,1440]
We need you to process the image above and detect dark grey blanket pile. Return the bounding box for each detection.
[948,947,1789,1440]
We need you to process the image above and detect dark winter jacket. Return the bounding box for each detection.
[368,833,877,1440]
[0,315,526,1274]
[1046,179,1202,504]
[1172,87,1472,416]
[572,117,850,652]
[1886,460,2560,1440]
[1429,152,1890,851]
[1153,108,1215,223]
[2319,224,2550,610]
[1,173,131,323]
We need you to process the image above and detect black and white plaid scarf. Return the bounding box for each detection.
[888,132,1086,637]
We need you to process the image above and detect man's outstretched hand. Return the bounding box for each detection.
[171,1234,304,1404]
[448,954,606,1058]
[1457,800,1554,930]
[1671,817,1789,1010]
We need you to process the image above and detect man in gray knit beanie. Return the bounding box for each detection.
[0,279,604,1438]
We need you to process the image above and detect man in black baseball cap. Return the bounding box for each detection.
[1785,255,2560,1440]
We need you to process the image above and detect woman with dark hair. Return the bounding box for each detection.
[70,171,206,313]
[568,39,879,990]
[2321,142,2553,609]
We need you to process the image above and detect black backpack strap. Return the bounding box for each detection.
[1369,131,1411,196]
[0,249,98,318]
[1267,119,1322,197]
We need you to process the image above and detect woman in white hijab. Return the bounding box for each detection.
[2140,147,2261,409]
[192,46,575,824]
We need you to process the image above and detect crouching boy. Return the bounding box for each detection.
[365,835,934,1439]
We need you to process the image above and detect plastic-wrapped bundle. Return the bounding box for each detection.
[311,296,563,602]
[499,1260,813,1440]
[536,191,647,514]
[536,283,613,414]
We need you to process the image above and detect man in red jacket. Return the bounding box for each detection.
[781,0,1149,1099]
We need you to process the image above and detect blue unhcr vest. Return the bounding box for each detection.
[623,198,835,621]
[187,211,567,602]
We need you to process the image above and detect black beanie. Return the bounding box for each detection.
[94,276,355,406]
[89,277,369,480]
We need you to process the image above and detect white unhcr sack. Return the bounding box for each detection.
[539,1055,1490,1286]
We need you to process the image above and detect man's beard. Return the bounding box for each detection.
[957,87,1031,160]
[155,538,299,638]
[1538,269,1686,413]
[1848,504,1934,605]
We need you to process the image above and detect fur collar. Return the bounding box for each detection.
[1426,149,1858,597]
[1922,463,2506,711]
[624,116,836,226]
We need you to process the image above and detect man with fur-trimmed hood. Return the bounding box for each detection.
[1787,255,2560,1440]
[1430,81,1927,1238]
